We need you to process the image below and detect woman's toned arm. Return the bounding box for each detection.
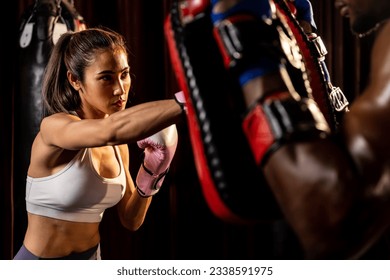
[40,99,182,150]
[116,144,152,231]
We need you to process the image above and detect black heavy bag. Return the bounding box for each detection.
[13,0,86,251]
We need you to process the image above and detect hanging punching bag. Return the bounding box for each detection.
[13,0,86,253]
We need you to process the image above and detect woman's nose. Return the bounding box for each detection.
[113,82,125,96]
[113,88,124,95]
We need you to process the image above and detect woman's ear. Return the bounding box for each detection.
[67,71,81,91]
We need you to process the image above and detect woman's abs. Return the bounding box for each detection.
[23,213,100,258]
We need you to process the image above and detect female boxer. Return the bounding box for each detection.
[13,27,184,259]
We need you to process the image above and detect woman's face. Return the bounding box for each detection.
[78,48,131,118]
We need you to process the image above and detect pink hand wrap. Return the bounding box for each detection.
[136,124,178,197]
[174,91,187,112]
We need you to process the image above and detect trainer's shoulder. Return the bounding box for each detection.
[369,21,390,79]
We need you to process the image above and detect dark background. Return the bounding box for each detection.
[0,0,381,260]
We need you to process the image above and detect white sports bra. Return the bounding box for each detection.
[25,146,126,223]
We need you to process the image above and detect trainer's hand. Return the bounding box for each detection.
[136,124,178,197]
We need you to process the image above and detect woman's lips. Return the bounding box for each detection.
[115,100,125,107]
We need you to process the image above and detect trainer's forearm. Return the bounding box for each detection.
[263,140,385,259]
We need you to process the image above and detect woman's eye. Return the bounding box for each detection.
[121,71,130,79]
[101,75,112,81]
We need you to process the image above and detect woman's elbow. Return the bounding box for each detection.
[120,217,145,232]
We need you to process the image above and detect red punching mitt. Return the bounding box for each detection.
[242,90,330,167]
[164,0,281,224]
